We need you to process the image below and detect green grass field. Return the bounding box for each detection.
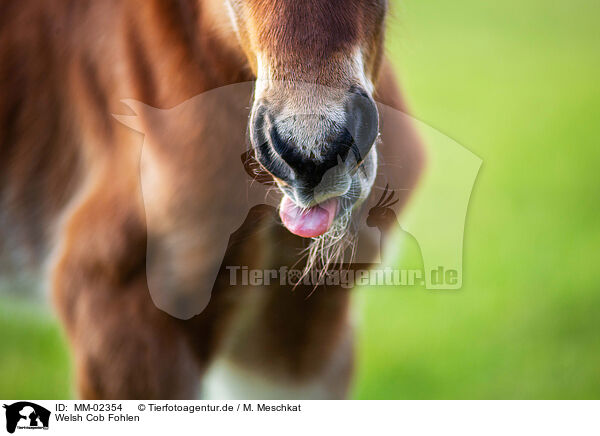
[1,0,599,399]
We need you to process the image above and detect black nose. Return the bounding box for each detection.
[251,87,378,194]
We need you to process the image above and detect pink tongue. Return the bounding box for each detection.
[279,196,338,238]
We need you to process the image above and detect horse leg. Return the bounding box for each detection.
[51,185,199,399]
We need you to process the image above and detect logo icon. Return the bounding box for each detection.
[113,82,481,319]
[3,402,50,434]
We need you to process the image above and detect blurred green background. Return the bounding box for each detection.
[1,0,599,399]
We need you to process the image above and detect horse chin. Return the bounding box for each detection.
[303,162,377,273]
[343,147,378,215]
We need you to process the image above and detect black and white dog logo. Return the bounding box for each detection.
[3,402,50,434]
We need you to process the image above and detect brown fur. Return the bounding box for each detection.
[0,0,423,398]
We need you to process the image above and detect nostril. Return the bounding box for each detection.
[269,122,303,169]
[250,104,294,182]
[345,86,379,163]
